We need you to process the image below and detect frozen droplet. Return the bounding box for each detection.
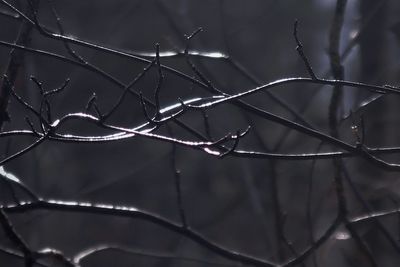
[334,230,351,240]
[0,166,20,183]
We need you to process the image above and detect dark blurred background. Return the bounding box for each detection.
[1,0,400,266]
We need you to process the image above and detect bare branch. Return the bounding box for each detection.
[2,200,277,267]
[293,20,318,80]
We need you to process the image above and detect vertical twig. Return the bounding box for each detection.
[154,43,164,116]
[201,110,213,140]
[218,0,315,130]
[305,142,324,267]
[294,20,317,80]
[167,126,187,228]
[0,0,39,130]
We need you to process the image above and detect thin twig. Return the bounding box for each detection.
[294,20,317,80]
[166,126,188,228]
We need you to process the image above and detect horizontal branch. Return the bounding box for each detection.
[350,207,400,224]
[1,199,276,267]
[187,77,399,109]
[3,39,400,170]
[1,0,209,89]
[73,244,235,266]
[4,111,400,165]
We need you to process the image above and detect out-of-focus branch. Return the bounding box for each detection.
[1,199,277,267]
[0,1,38,130]
[73,244,238,267]
[0,208,34,266]
[328,1,377,266]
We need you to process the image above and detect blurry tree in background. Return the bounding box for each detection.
[1,0,400,266]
